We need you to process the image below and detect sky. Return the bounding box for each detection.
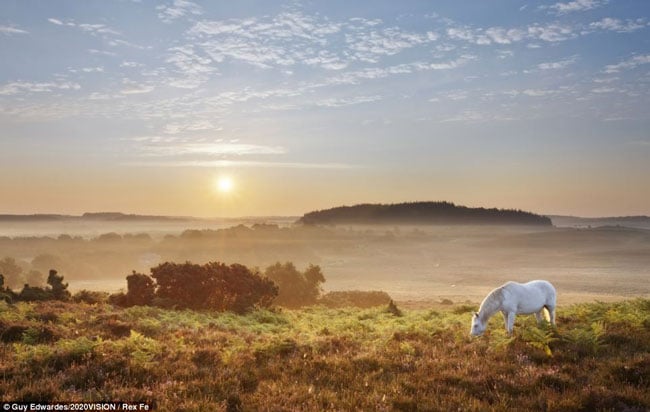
[1,0,649,218]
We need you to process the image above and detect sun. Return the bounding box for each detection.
[215,176,234,193]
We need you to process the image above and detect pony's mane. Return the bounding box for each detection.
[478,286,504,320]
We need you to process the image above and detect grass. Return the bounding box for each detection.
[1,298,649,411]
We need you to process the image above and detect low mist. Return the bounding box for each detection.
[1,219,649,305]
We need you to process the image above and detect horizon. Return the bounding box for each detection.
[2,199,650,220]
[2,1,650,218]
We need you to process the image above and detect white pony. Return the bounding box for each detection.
[470,280,556,336]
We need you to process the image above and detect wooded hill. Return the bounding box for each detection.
[298,201,552,226]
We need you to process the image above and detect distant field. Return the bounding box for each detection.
[1,299,649,411]
[1,222,649,304]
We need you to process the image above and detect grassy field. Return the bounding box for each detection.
[1,298,649,411]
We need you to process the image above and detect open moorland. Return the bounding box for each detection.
[1,298,649,411]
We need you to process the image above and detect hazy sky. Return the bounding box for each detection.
[1,0,649,217]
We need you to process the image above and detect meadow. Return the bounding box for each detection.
[1,298,649,411]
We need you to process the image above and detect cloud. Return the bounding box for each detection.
[162,120,221,134]
[157,0,203,23]
[88,49,117,57]
[521,88,562,97]
[588,18,647,33]
[78,23,121,36]
[537,55,578,70]
[0,25,28,35]
[120,61,145,68]
[484,27,526,44]
[446,22,575,45]
[120,79,155,94]
[527,23,575,42]
[166,45,217,88]
[439,110,487,123]
[302,50,349,70]
[47,18,64,26]
[542,0,608,15]
[0,81,80,95]
[188,11,344,70]
[128,137,290,163]
[128,159,357,169]
[314,95,382,108]
[604,54,650,73]
[168,142,286,156]
[429,54,476,70]
[346,27,438,63]
[69,66,105,74]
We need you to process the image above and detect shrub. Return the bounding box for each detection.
[151,261,278,313]
[72,290,109,304]
[18,284,52,301]
[126,272,155,306]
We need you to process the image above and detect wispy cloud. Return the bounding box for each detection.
[120,79,155,95]
[129,136,285,156]
[521,88,560,97]
[314,95,382,108]
[127,159,358,169]
[429,54,476,70]
[537,55,578,70]
[0,24,28,35]
[588,17,647,33]
[446,22,575,45]
[346,27,438,63]
[0,81,80,96]
[148,142,285,157]
[188,11,344,70]
[604,54,650,73]
[542,0,608,15]
[78,23,121,36]
[157,0,203,24]
[165,45,217,89]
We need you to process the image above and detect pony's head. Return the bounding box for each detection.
[470,312,486,336]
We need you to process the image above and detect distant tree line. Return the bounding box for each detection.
[298,201,552,226]
[2,258,392,312]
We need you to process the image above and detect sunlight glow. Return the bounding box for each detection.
[216,176,234,193]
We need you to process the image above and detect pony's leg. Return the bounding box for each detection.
[504,312,516,335]
[548,306,556,327]
[535,311,543,324]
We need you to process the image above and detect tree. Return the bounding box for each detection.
[125,271,155,306]
[0,257,23,290]
[264,262,325,308]
[47,269,70,301]
[150,261,278,313]
[24,270,45,287]
[205,263,278,313]
[0,273,12,303]
[151,261,217,310]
